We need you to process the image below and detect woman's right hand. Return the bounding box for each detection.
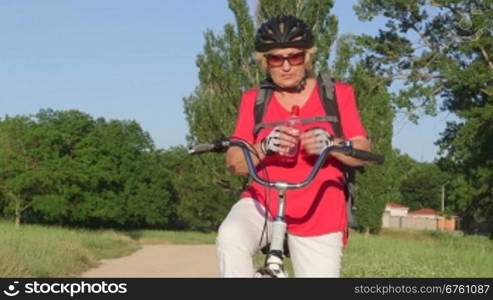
[227,126,301,175]
[261,126,300,156]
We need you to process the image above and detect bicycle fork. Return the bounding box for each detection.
[255,184,289,278]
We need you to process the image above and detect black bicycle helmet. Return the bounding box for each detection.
[255,15,314,52]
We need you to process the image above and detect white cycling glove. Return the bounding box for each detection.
[260,127,282,155]
[310,128,334,154]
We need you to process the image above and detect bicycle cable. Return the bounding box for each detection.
[229,136,272,260]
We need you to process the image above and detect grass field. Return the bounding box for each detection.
[342,229,493,277]
[0,221,139,277]
[1,220,492,277]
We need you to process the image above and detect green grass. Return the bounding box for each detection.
[0,220,139,277]
[1,220,491,277]
[342,229,493,277]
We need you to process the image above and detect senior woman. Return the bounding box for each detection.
[216,15,371,277]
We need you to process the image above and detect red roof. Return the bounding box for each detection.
[386,202,409,209]
[408,208,439,215]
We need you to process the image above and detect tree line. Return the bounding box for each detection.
[0,108,449,232]
[0,109,177,228]
[0,109,249,231]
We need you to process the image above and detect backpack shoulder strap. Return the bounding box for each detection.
[253,80,274,137]
[317,72,362,229]
[317,72,343,138]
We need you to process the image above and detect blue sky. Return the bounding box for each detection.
[0,0,454,162]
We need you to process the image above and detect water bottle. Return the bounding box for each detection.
[283,105,302,157]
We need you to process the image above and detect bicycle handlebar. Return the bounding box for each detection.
[188,138,384,189]
[187,140,230,155]
[336,143,385,165]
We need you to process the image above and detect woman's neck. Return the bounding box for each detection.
[274,78,316,108]
[275,76,307,93]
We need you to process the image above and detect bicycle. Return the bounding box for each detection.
[189,138,384,278]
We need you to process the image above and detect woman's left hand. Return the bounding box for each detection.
[300,128,337,155]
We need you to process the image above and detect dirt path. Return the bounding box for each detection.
[80,245,219,278]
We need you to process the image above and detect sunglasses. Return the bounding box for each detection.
[264,52,306,67]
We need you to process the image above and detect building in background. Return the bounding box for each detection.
[382,202,458,231]
[382,202,409,228]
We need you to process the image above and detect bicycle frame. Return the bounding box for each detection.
[189,138,384,277]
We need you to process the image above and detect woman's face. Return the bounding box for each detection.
[266,47,306,89]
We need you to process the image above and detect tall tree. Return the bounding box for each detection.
[331,34,395,234]
[350,63,395,234]
[354,0,493,235]
[0,116,41,227]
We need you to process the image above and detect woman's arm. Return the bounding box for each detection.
[225,143,265,175]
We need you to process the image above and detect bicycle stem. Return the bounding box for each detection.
[269,187,286,253]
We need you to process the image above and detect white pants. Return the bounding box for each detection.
[216,198,343,278]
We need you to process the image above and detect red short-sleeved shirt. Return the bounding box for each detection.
[232,81,367,238]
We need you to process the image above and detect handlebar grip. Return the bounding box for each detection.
[188,140,230,155]
[348,148,385,164]
[188,143,215,155]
